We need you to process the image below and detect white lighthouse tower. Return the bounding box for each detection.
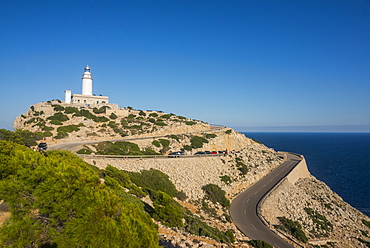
[81,65,93,95]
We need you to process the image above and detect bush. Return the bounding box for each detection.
[151,191,184,227]
[304,207,333,232]
[93,106,107,114]
[126,169,179,198]
[184,215,232,243]
[42,126,54,131]
[185,121,196,125]
[363,219,370,228]
[76,148,92,154]
[149,113,158,117]
[190,136,208,149]
[47,112,69,122]
[220,175,232,185]
[0,129,43,146]
[57,125,80,134]
[152,140,161,147]
[50,120,63,125]
[248,240,273,248]
[43,131,53,137]
[225,129,232,134]
[205,133,217,139]
[275,216,308,243]
[0,141,159,247]
[64,106,79,114]
[183,145,192,151]
[159,139,170,147]
[155,121,167,126]
[53,105,65,112]
[139,111,146,116]
[169,135,179,141]
[202,184,230,207]
[109,113,118,119]
[54,132,69,139]
[96,141,143,155]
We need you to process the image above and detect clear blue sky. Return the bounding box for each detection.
[1,0,369,132]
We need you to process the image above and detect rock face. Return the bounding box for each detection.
[261,176,370,247]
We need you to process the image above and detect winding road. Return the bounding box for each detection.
[230,153,302,248]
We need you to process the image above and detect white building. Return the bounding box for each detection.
[64,65,109,105]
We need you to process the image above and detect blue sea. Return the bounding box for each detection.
[242,132,370,217]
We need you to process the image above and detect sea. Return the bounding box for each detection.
[242,132,370,217]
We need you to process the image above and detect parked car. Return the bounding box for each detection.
[168,151,184,158]
[204,151,211,154]
[38,143,47,151]
[218,150,228,154]
[194,151,205,155]
[211,151,218,154]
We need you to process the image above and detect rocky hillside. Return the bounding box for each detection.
[11,101,370,247]
[13,100,211,144]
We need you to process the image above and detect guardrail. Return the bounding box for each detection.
[78,153,227,159]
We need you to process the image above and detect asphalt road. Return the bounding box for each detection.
[229,153,301,248]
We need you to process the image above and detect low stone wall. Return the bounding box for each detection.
[285,156,310,184]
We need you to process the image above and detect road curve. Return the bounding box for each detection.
[230,153,301,248]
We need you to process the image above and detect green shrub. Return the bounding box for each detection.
[169,135,179,141]
[50,120,63,125]
[304,207,333,232]
[161,114,171,119]
[151,191,184,227]
[205,133,217,139]
[0,141,159,247]
[64,106,79,114]
[190,136,208,149]
[76,148,92,154]
[149,113,158,117]
[248,240,273,248]
[155,121,167,126]
[126,169,179,198]
[139,111,146,116]
[202,184,230,207]
[0,129,43,146]
[96,141,143,155]
[47,112,69,122]
[184,215,232,243]
[148,118,156,123]
[159,139,170,147]
[185,121,196,125]
[57,125,80,134]
[220,175,232,185]
[109,113,118,119]
[275,216,308,243]
[183,145,192,151]
[53,105,65,112]
[42,126,54,131]
[54,132,69,139]
[225,129,232,134]
[43,131,53,137]
[363,219,370,228]
[152,140,161,147]
[93,106,107,114]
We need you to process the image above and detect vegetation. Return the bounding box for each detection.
[275,216,308,243]
[95,141,159,155]
[363,219,370,228]
[205,133,217,139]
[0,140,159,247]
[304,207,333,232]
[202,184,230,207]
[190,136,209,149]
[184,215,234,243]
[220,175,232,185]
[0,129,43,146]
[47,112,69,122]
[225,129,232,134]
[248,240,273,248]
[53,105,65,112]
[109,112,118,119]
[64,106,79,114]
[236,157,248,175]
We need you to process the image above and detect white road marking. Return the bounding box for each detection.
[270,178,274,181]
[246,198,250,203]
[244,209,247,214]
[251,224,257,230]
[274,244,280,248]
[254,191,258,194]
[263,184,266,187]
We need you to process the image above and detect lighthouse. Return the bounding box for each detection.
[82,65,93,95]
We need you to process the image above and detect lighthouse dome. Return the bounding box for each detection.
[84,65,91,72]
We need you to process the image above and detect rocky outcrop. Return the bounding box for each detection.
[261,175,370,247]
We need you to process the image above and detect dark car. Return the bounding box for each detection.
[204,151,211,154]
[194,151,205,155]
[38,143,47,151]
[168,151,184,158]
